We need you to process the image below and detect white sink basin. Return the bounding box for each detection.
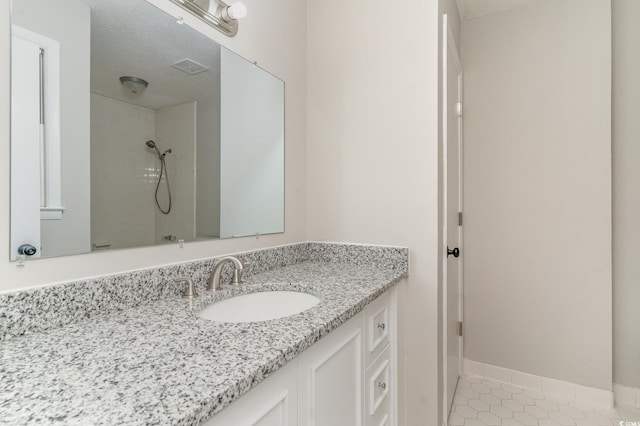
[198,291,321,323]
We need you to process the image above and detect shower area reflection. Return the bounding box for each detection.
[90,97,199,250]
[85,0,222,251]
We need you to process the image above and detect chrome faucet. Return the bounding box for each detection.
[207,256,244,291]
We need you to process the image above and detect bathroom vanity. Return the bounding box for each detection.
[209,288,395,426]
[0,243,407,425]
[3,0,408,423]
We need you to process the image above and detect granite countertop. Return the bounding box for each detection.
[0,260,406,425]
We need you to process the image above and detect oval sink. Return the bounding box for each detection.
[198,291,321,323]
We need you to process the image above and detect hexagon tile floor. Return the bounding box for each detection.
[448,376,640,426]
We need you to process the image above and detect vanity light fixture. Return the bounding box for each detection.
[169,0,247,37]
[119,76,148,94]
[222,2,247,21]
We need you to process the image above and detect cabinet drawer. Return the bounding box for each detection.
[366,345,391,426]
[365,291,391,366]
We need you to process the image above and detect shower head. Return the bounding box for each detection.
[145,140,162,157]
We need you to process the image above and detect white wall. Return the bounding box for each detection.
[306,0,448,423]
[461,0,612,390]
[612,0,640,389]
[0,0,307,292]
[155,101,197,243]
[90,94,157,250]
[13,0,91,258]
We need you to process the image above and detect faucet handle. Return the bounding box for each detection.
[174,277,198,299]
[232,259,248,285]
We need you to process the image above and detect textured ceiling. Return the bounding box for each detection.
[80,0,221,110]
[456,0,536,20]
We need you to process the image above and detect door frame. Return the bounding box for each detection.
[441,12,464,423]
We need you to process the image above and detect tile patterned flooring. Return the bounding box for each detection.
[449,376,640,426]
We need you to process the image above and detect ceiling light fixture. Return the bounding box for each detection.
[119,76,149,95]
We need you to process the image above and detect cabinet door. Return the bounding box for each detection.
[203,360,297,426]
[298,313,364,426]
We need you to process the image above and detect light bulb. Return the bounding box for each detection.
[226,2,247,20]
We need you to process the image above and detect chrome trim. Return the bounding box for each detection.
[168,0,239,37]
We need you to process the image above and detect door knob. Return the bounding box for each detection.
[447,247,460,258]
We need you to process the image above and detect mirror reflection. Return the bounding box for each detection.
[10,0,285,261]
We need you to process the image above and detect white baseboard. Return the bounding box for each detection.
[463,358,614,409]
[614,383,640,408]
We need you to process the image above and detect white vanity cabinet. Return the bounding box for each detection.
[297,312,364,425]
[204,360,298,426]
[363,291,394,426]
[204,289,396,426]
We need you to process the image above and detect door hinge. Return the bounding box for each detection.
[458,321,463,337]
[455,102,463,117]
[458,212,463,226]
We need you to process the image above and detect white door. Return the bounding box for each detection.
[443,14,463,418]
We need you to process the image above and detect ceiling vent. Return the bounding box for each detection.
[171,58,210,75]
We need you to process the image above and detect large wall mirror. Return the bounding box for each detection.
[10,0,285,261]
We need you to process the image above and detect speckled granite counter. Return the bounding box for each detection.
[0,245,408,425]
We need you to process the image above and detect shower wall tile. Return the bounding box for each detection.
[90,94,157,250]
[154,101,197,244]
